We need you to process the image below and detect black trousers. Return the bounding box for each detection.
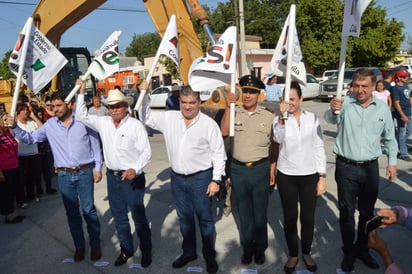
[277,170,318,257]
[0,168,18,215]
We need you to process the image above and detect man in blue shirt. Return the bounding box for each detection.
[324,68,397,273]
[12,91,103,263]
[391,69,412,161]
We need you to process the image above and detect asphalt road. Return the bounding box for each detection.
[0,99,411,274]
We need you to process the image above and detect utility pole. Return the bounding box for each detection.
[238,0,248,76]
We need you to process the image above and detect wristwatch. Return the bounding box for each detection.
[319,173,326,178]
[212,179,223,187]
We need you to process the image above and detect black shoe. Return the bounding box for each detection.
[114,252,133,266]
[241,252,253,265]
[74,248,85,262]
[47,188,57,194]
[356,251,379,269]
[4,215,25,224]
[141,251,152,268]
[302,255,317,272]
[284,257,299,273]
[172,254,197,268]
[341,253,355,272]
[206,258,218,273]
[90,246,102,261]
[254,252,265,265]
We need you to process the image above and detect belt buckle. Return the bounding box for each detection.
[72,167,80,172]
[113,171,122,176]
[245,162,253,168]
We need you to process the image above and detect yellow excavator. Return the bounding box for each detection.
[0,0,241,112]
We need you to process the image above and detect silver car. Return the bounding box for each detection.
[318,67,382,101]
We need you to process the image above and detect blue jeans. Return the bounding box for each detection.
[396,116,412,156]
[171,169,216,260]
[107,172,152,254]
[57,166,101,249]
[335,158,379,254]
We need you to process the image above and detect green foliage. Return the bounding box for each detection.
[158,56,181,81]
[207,0,404,74]
[0,50,15,79]
[125,32,161,62]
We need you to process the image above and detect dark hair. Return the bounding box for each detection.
[16,102,28,114]
[45,96,51,102]
[51,91,73,103]
[114,85,121,90]
[353,68,377,85]
[375,80,385,89]
[180,85,200,101]
[283,81,302,98]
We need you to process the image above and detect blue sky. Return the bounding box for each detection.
[0,0,411,61]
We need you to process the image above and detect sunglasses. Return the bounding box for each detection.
[46,104,51,106]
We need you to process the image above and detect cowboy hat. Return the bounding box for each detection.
[107,89,134,106]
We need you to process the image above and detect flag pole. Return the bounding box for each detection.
[135,14,178,112]
[133,50,162,112]
[229,73,236,137]
[283,5,295,120]
[64,70,91,103]
[10,17,33,118]
[334,35,348,114]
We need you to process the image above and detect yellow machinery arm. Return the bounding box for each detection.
[32,0,106,44]
[143,0,208,84]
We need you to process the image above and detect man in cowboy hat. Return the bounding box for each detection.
[75,82,153,268]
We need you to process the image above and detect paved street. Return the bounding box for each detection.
[1,99,411,274]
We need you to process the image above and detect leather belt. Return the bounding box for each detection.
[172,167,212,178]
[107,168,125,176]
[232,157,269,168]
[336,155,377,167]
[56,162,94,172]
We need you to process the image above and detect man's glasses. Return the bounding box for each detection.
[45,104,51,106]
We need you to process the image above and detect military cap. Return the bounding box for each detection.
[239,74,265,93]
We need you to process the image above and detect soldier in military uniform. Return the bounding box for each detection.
[221,75,276,265]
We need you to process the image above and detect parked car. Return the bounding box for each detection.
[149,86,172,108]
[321,69,338,82]
[318,67,382,101]
[276,73,320,100]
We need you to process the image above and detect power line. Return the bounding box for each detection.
[0,1,147,13]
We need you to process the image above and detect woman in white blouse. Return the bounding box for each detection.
[273,82,327,273]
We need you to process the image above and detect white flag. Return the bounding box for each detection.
[270,14,306,86]
[8,18,68,93]
[188,26,237,101]
[158,14,180,69]
[88,30,122,80]
[342,0,372,37]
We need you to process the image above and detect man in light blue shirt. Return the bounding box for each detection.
[12,91,103,263]
[324,68,397,273]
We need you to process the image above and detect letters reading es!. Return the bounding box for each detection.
[207,43,234,65]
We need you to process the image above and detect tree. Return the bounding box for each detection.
[0,50,14,79]
[125,32,161,63]
[208,0,404,74]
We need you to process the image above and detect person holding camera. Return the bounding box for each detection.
[367,206,411,274]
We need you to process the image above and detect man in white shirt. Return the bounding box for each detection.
[139,81,226,274]
[75,83,153,268]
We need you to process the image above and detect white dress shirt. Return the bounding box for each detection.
[273,110,326,176]
[76,94,151,174]
[141,95,226,181]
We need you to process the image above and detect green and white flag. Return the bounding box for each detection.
[89,30,122,80]
[8,17,67,93]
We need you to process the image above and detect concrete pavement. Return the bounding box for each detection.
[1,100,411,274]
